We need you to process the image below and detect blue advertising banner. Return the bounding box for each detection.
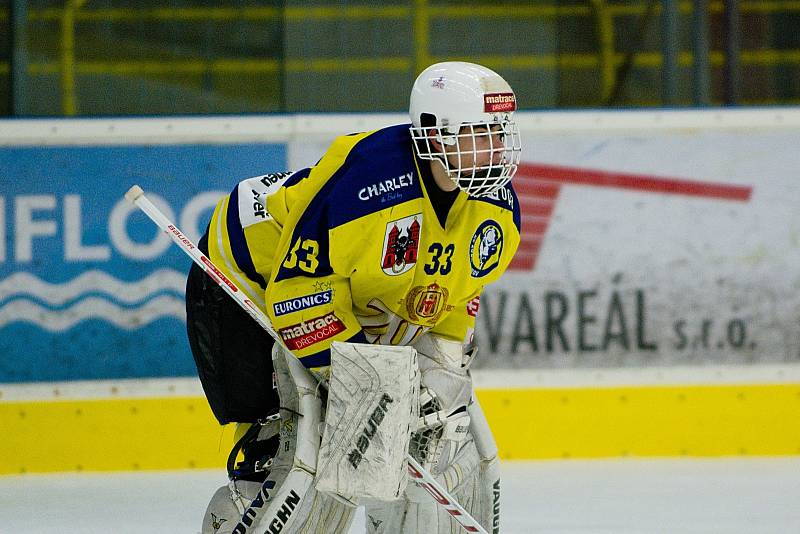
[0,143,286,383]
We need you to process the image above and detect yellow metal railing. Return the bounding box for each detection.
[591,0,617,103]
[2,1,800,114]
[414,0,432,75]
[60,0,88,116]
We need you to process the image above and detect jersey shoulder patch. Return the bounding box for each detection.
[237,171,294,228]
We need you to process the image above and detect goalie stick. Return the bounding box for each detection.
[124,185,489,534]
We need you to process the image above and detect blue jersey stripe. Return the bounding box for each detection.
[226,184,268,289]
[274,127,421,282]
[472,183,521,232]
[284,167,311,187]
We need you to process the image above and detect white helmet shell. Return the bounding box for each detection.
[410,62,516,131]
[409,62,521,197]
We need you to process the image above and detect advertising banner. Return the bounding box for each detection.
[1,111,798,382]
[475,126,799,368]
[0,142,285,382]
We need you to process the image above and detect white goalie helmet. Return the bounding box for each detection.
[409,61,522,197]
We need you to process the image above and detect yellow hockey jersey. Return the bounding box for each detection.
[206,124,520,369]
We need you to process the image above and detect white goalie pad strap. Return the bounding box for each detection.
[315,342,420,503]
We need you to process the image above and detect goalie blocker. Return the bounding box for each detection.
[316,342,420,504]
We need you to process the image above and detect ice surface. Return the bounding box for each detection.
[1,457,798,533]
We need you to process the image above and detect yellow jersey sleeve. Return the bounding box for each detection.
[205,172,292,314]
[264,133,376,369]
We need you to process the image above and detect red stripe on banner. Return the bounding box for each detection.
[517,238,542,252]
[510,252,536,270]
[518,199,557,217]
[520,213,553,227]
[507,162,752,272]
[513,178,561,199]
[517,163,752,201]
[522,219,550,235]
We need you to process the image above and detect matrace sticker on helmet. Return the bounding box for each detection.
[484,92,516,113]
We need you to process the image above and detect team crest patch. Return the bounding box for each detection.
[405,282,453,323]
[381,214,422,275]
[469,220,503,277]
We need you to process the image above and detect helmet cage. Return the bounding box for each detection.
[410,118,521,197]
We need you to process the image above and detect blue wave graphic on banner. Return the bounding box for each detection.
[0,295,186,331]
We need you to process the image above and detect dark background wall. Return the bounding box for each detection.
[1,0,799,116]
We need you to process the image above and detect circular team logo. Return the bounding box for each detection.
[469,220,503,277]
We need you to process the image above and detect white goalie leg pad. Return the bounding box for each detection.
[365,414,497,534]
[364,334,494,533]
[223,346,355,534]
[315,342,420,504]
[365,438,484,534]
[467,397,501,534]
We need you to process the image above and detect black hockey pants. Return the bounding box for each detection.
[185,233,278,425]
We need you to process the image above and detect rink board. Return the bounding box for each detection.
[3,109,800,382]
[1,369,798,474]
[2,110,800,474]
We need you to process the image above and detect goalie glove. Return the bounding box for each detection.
[409,334,473,474]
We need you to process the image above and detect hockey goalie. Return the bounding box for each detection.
[184,61,521,533]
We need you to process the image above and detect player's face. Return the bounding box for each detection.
[444,124,506,176]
